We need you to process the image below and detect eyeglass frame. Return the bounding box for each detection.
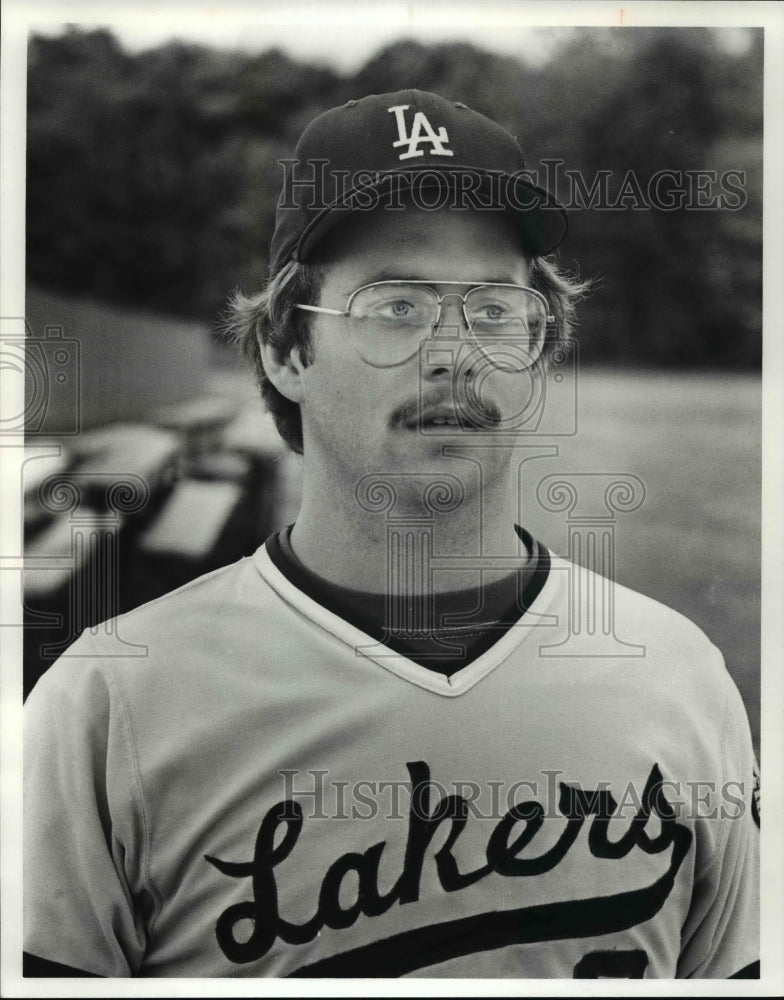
[294,279,555,342]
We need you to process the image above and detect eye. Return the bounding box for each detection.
[466,289,545,338]
[479,303,508,321]
[385,299,415,317]
[468,299,515,330]
[363,297,429,326]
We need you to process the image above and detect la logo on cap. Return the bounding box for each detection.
[388,104,455,161]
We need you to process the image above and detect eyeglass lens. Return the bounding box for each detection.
[347,283,546,368]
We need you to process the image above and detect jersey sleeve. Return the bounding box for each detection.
[676,665,760,979]
[24,644,152,976]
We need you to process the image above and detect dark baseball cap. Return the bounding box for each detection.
[269,89,567,275]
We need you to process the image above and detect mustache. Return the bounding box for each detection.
[389,389,502,429]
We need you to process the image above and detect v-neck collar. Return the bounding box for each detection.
[252,531,560,697]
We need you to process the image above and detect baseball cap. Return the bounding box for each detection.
[269,89,567,275]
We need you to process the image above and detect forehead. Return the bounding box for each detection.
[311,201,529,288]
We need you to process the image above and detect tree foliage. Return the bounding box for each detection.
[26,27,762,367]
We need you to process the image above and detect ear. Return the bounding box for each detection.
[259,337,307,404]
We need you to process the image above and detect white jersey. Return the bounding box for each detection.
[24,543,759,979]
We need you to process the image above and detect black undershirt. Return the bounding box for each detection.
[265,524,550,676]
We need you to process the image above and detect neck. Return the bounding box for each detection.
[290,452,529,594]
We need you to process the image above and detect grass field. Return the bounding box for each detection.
[522,369,761,754]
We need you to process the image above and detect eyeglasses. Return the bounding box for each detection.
[295,280,553,369]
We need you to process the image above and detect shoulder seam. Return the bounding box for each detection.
[112,555,252,622]
[693,646,733,879]
[103,660,164,946]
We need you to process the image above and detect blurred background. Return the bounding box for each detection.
[21,22,761,751]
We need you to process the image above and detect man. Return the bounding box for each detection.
[25,90,759,978]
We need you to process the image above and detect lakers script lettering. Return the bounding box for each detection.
[205,761,691,976]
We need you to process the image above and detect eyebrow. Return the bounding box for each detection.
[346,270,526,288]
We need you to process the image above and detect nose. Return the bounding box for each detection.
[422,295,476,382]
[432,294,470,338]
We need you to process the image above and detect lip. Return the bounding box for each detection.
[393,392,502,431]
[406,406,463,429]
[404,406,501,431]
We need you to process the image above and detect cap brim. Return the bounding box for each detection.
[292,168,567,263]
